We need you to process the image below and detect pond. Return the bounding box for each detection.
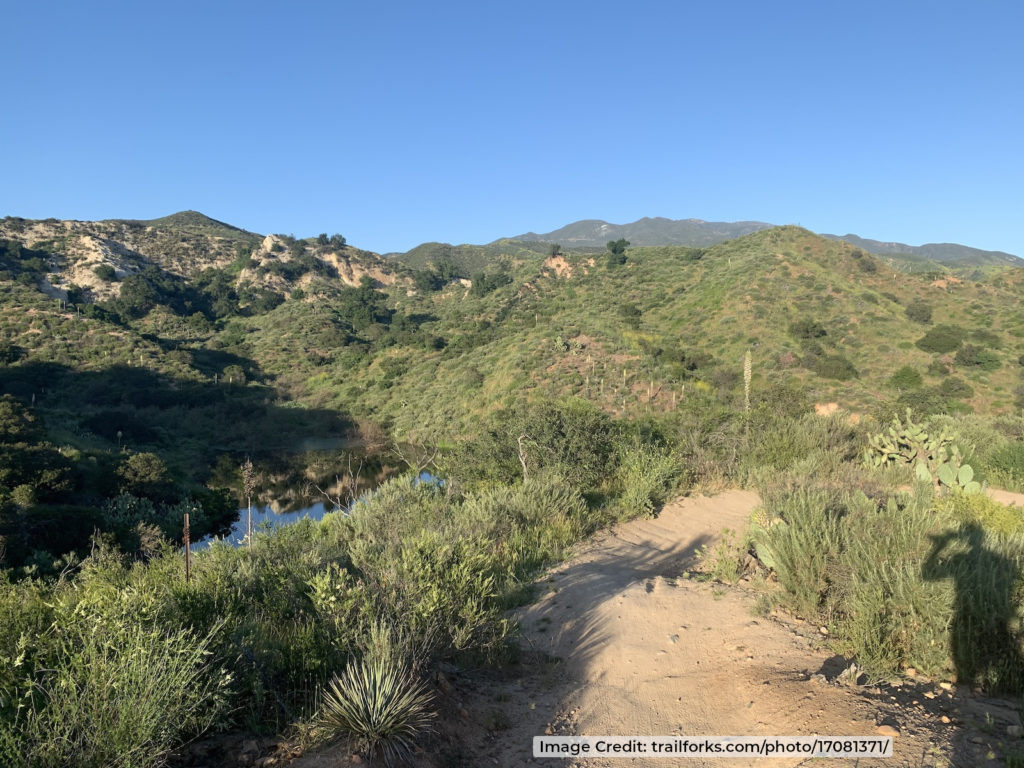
[192,470,439,550]
[192,500,335,549]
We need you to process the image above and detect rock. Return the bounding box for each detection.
[837,662,861,687]
[941,716,951,724]
[810,674,827,685]
[905,667,917,677]
[1008,725,1022,738]
[876,724,900,738]
[544,726,553,735]
[939,681,953,691]
[819,626,829,635]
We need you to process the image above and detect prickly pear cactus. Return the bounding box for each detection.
[864,409,980,494]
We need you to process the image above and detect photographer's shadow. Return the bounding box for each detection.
[923,523,1024,692]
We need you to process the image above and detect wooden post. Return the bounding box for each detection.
[183,513,191,584]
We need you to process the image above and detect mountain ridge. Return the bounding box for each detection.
[508,216,1020,267]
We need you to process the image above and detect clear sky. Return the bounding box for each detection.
[5,1,1023,255]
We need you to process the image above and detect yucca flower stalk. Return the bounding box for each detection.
[743,349,752,413]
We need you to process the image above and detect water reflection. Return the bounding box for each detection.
[193,471,438,550]
[193,501,334,549]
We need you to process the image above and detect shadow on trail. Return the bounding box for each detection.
[518,513,713,685]
[922,523,1024,767]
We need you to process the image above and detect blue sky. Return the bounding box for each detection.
[5,1,1023,255]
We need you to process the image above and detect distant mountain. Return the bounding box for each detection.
[509,216,1021,269]
[822,233,1022,267]
[513,217,773,248]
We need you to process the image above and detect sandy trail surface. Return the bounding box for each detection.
[451,491,1012,768]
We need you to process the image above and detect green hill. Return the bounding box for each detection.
[114,210,258,242]
[331,227,1024,437]
[5,213,1024,512]
[511,216,1021,271]
[6,215,1024,450]
[389,238,566,276]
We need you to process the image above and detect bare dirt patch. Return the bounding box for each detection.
[543,255,573,278]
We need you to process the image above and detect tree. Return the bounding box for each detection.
[116,452,174,501]
[223,364,247,384]
[329,234,346,248]
[93,264,117,282]
[549,243,561,257]
[317,233,330,246]
[606,238,629,266]
[435,257,462,283]
[114,274,160,318]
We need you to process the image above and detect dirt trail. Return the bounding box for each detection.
[451,491,1011,768]
[291,491,1022,768]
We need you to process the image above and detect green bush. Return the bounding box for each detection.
[916,325,967,354]
[0,565,230,768]
[986,441,1024,489]
[789,318,827,339]
[752,488,846,619]
[905,301,932,324]
[935,492,1024,537]
[441,400,618,490]
[888,366,922,390]
[754,487,1024,691]
[954,344,1001,371]
[616,445,686,517]
[813,354,858,381]
[939,377,974,399]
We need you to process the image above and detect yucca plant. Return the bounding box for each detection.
[318,656,435,766]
